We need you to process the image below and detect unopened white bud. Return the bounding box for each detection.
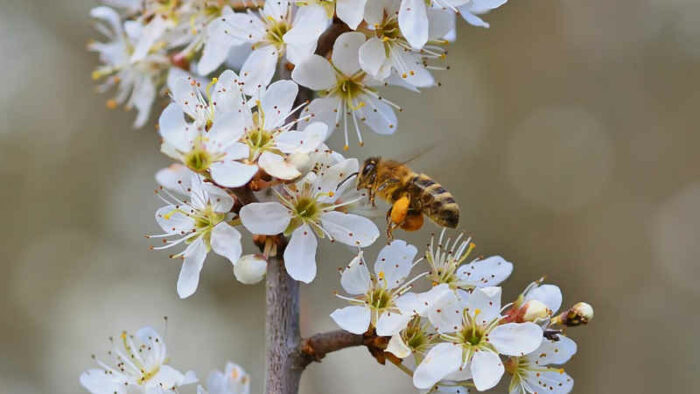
[234,254,267,285]
[521,299,552,322]
[289,152,311,175]
[572,302,594,321]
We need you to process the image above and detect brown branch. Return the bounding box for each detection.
[298,329,393,369]
[299,330,364,367]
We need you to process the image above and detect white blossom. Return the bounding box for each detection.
[89,6,169,127]
[330,241,425,335]
[360,1,454,87]
[294,32,402,149]
[459,0,509,29]
[396,0,469,49]
[505,336,576,394]
[425,230,513,290]
[198,361,251,394]
[150,174,243,298]
[296,0,368,30]
[199,0,328,92]
[413,287,543,391]
[239,157,379,283]
[79,326,197,393]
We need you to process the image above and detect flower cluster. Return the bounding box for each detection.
[80,325,251,394]
[84,1,597,393]
[89,0,508,135]
[331,231,594,393]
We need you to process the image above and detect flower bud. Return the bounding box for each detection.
[521,299,552,322]
[553,302,594,326]
[289,152,311,175]
[234,255,267,285]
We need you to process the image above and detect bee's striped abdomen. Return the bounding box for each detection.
[408,174,460,228]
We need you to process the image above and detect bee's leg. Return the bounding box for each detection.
[385,207,395,241]
[390,195,411,225]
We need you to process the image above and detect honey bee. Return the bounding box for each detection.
[351,157,460,239]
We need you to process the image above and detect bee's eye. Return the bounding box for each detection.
[361,163,375,176]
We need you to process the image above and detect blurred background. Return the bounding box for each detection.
[2,0,699,392]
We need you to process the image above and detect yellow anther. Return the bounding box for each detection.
[91,70,101,80]
[474,308,481,315]
[328,191,335,197]
[378,271,385,280]
[106,99,118,109]
[343,145,349,151]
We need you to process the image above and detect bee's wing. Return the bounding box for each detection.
[399,144,437,165]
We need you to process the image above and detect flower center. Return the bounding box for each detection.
[265,20,291,49]
[367,287,393,310]
[459,323,486,346]
[246,127,274,152]
[294,197,320,220]
[375,17,401,42]
[404,318,428,350]
[330,74,367,106]
[184,148,212,172]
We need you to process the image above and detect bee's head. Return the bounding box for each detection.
[357,157,380,189]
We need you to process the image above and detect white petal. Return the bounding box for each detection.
[319,211,379,247]
[285,4,328,47]
[489,322,543,356]
[376,310,413,336]
[359,38,390,80]
[233,254,268,284]
[169,77,200,119]
[261,79,298,129]
[336,0,367,29]
[357,95,397,135]
[80,369,123,393]
[155,205,196,234]
[240,45,278,96]
[263,0,289,20]
[399,0,429,49]
[524,284,563,314]
[331,32,365,76]
[465,0,508,14]
[314,158,359,203]
[302,96,341,134]
[151,365,187,389]
[340,253,371,295]
[426,288,463,333]
[386,334,412,359]
[374,239,417,289]
[275,122,328,154]
[259,151,301,180]
[177,238,208,298]
[131,17,168,61]
[156,164,192,195]
[211,222,243,264]
[530,336,577,366]
[130,75,156,128]
[456,255,513,288]
[211,70,246,117]
[470,349,504,391]
[291,55,336,90]
[199,17,240,75]
[523,368,574,394]
[464,286,502,325]
[240,202,291,235]
[209,160,258,188]
[201,183,235,212]
[460,11,490,28]
[412,343,463,389]
[283,224,318,283]
[428,8,456,40]
[330,305,371,334]
[158,104,191,152]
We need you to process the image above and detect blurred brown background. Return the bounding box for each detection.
[2,0,699,392]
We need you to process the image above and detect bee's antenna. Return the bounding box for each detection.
[336,172,359,190]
